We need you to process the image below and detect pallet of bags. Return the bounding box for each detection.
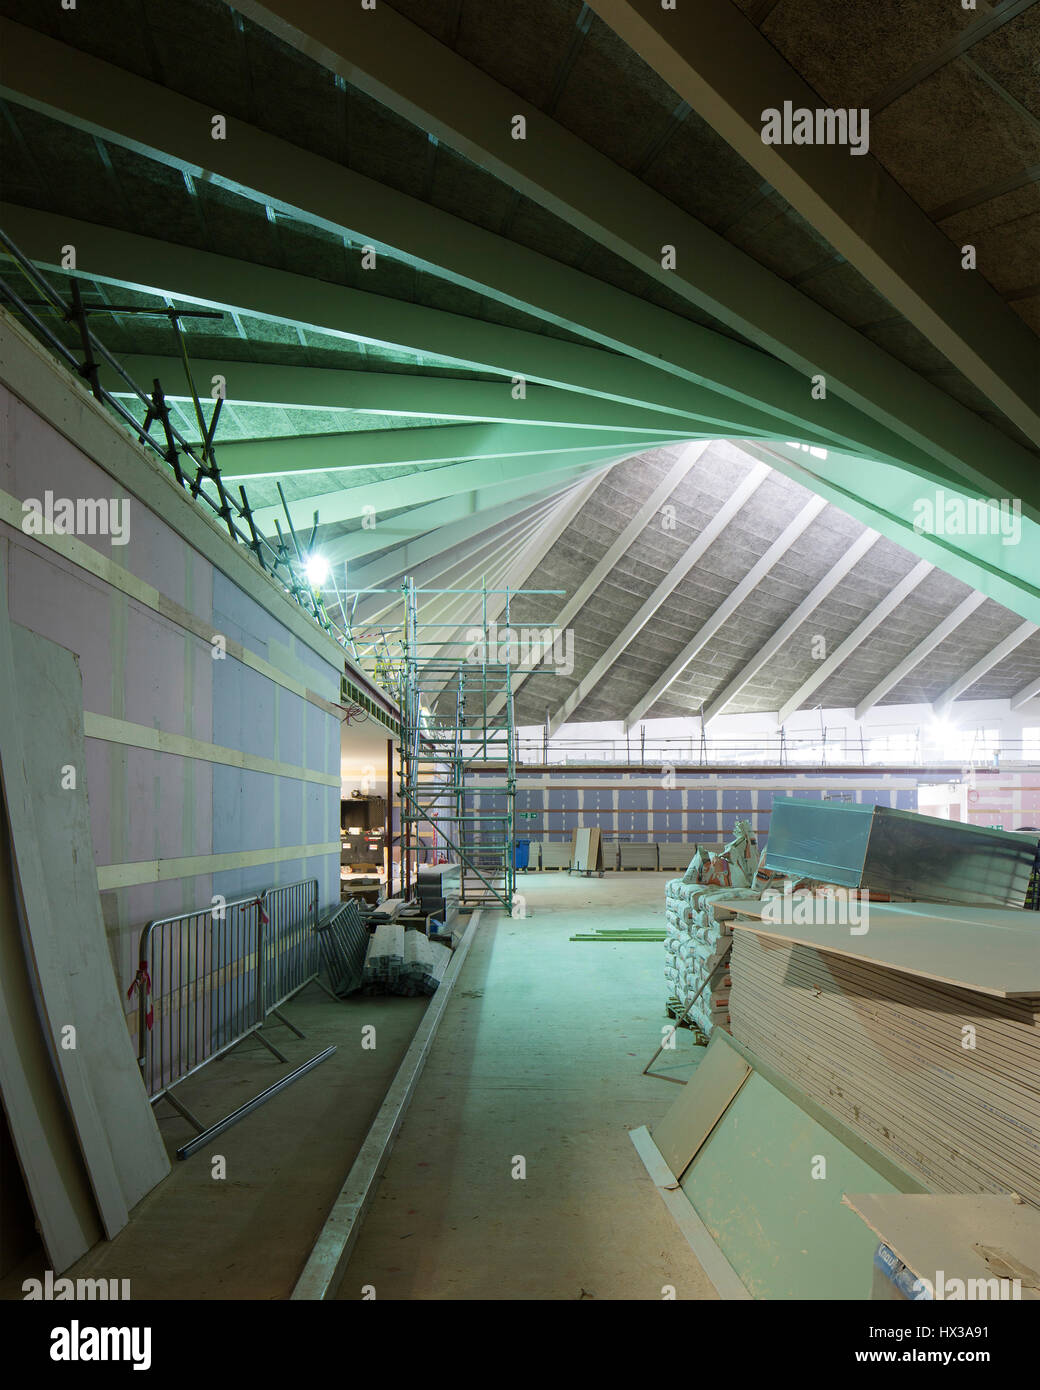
[662,821,762,1037]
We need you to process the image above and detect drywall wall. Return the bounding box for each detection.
[0,313,343,1049]
[471,769,921,845]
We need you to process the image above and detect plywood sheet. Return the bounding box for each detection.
[843,1193,1040,1299]
[0,596,169,1241]
[651,1034,751,1180]
[680,1065,902,1300]
[0,795,101,1271]
[725,899,1040,998]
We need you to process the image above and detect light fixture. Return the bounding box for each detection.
[305,553,330,588]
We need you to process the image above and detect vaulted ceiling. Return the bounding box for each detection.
[0,0,1037,725]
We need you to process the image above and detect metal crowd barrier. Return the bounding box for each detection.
[132,878,335,1156]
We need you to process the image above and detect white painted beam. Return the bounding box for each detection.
[1010,676,1040,712]
[777,560,933,725]
[622,491,826,729]
[547,461,772,735]
[487,441,709,717]
[702,527,881,724]
[854,592,988,720]
[589,0,1040,443]
[933,621,1039,715]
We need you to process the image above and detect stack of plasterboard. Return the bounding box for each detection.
[659,843,703,872]
[620,842,658,870]
[726,903,1040,1206]
[601,839,621,870]
[541,840,572,869]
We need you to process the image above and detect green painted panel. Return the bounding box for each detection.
[680,1068,899,1299]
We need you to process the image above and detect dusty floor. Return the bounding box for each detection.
[335,870,715,1301]
[1,987,428,1300]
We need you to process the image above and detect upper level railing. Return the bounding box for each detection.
[514,731,1040,769]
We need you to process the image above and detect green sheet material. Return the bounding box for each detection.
[680,1068,902,1299]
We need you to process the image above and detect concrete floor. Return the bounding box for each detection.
[336,870,716,1301]
[1,988,428,1301]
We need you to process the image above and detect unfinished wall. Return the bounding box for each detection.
[472,769,922,847]
[0,316,343,1028]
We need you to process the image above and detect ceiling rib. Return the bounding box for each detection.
[218,420,687,483]
[867,0,1039,114]
[0,203,821,444]
[586,0,1040,444]
[324,455,626,567]
[853,592,989,720]
[352,494,560,628]
[422,473,608,698]
[106,355,696,434]
[0,21,884,454]
[776,560,934,725]
[1011,675,1040,710]
[228,0,1040,508]
[490,441,709,718]
[701,527,881,725]
[547,461,772,736]
[342,483,584,591]
[933,620,1040,715]
[621,491,827,730]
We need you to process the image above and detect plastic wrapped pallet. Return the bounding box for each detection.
[662,821,762,1037]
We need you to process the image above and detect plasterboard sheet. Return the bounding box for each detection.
[0,609,170,1239]
[843,1193,1040,1299]
[0,796,101,1272]
[650,1035,751,1181]
[725,900,1040,998]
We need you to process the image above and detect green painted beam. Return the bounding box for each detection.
[322,452,628,565]
[342,483,582,591]
[219,421,693,481]
[588,0,1040,444]
[105,356,703,435]
[231,0,1040,517]
[1,203,824,447]
[743,441,1040,627]
[0,20,940,466]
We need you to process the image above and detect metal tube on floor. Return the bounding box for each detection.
[176,1045,337,1160]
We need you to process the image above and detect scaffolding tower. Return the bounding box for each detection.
[349,577,563,914]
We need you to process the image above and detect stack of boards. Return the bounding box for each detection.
[726,902,1040,1207]
[362,922,453,997]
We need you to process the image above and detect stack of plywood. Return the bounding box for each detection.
[726,903,1040,1206]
